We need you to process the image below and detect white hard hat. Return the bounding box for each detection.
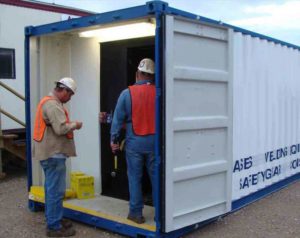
[137,58,155,74]
[56,77,77,94]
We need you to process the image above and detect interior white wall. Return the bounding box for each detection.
[30,33,101,194]
[69,36,101,194]
[30,37,42,186]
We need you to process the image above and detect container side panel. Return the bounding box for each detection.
[164,16,233,232]
[174,80,227,117]
[174,129,227,168]
[232,33,300,201]
[173,173,226,214]
[174,34,227,71]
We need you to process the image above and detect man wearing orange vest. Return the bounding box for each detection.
[111,58,155,224]
[33,77,82,237]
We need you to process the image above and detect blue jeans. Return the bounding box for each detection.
[40,157,66,230]
[126,150,154,217]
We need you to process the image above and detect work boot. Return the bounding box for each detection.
[127,214,145,224]
[46,227,76,237]
[61,218,73,228]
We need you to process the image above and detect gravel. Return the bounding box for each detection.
[0,167,299,238]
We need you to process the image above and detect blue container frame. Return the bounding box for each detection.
[24,1,300,238]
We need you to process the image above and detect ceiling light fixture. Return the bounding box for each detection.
[79,22,155,43]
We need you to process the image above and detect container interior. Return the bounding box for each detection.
[29,18,156,230]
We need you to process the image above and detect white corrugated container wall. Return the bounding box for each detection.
[232,32,300,200]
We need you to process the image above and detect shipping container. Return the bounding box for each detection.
[25,1,300,237]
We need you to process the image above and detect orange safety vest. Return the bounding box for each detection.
[33,96,74,142]
[128,83,155,136]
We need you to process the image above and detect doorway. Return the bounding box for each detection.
[100,37,155,202]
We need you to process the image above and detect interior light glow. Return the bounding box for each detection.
[79,22,155,42]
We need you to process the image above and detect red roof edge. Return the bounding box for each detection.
[0,0,92,16]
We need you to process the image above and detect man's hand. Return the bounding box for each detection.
[75,121,83,130]
[111,142,120,154]
[99,112,107,123]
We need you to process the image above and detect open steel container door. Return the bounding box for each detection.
[163,15,233,232]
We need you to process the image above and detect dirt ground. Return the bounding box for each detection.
[0,166,299,238]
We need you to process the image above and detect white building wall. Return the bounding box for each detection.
[0,4,78,130]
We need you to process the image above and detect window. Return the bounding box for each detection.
[0,48,16,79]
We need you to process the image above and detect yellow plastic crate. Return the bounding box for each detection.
[70,171,86,192]
[70,171,85,191]
[70,171,85,180]
[71,175,95,199]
